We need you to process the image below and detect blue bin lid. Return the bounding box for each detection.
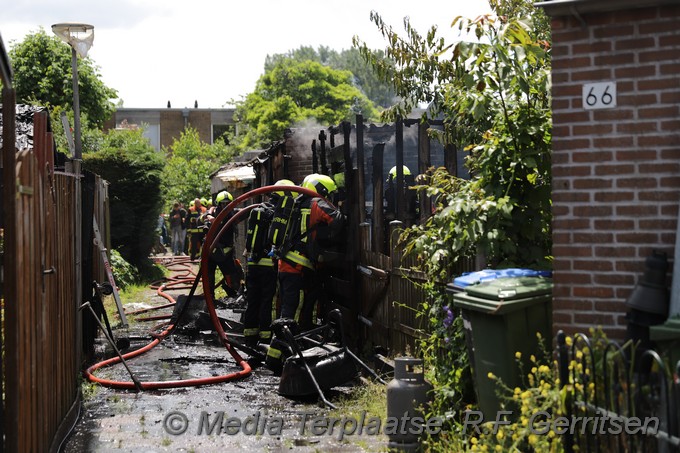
[452,268,552,288]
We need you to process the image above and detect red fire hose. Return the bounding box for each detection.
[84,185,322,390]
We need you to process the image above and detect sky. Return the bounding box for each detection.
[1,0,492,109]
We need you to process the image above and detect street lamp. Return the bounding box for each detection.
[51,23,94,160]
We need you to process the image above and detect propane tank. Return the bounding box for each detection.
[386,357,433,452]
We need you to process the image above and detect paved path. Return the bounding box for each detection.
[62,262,388,452]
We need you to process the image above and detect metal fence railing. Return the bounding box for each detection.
[556,330,680,453]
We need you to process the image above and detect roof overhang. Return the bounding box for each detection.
[537,0,680,16]
[214,165,255,183]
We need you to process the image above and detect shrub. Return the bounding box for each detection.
[83,129,165,270]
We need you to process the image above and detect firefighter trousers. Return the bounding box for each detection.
[278,269,317,331]
[244,264,278,342]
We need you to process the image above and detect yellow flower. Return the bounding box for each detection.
[530,354,536,363]
[515,351,522,359]
[495,445,503,452]
[487,372,496,380]
[565,336,573,346]
[470,437,478,445]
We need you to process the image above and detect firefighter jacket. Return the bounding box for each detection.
[246,201,276,268]
[186,205,206,233]
[208,205,237,262]
[279,196,344,273]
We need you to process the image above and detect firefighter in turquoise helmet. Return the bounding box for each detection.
[266,174,345,373]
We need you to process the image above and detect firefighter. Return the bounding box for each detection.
[266,174,345,371]
[243,179,296,346]
[186,198,207,260]
[205,190,243,302]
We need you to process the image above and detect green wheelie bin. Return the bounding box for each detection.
[449,276,553,420]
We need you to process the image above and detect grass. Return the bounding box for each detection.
[323,379,389,452]
[330,379,387,421]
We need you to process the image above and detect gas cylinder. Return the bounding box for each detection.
[386,357,433,451]
[267,193,296,249]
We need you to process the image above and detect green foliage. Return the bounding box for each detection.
[464,338,563,453]
[265,45,397,108]
[365,11,552,269]
[109,249,136,290]
[419,282,475,418]
[8,29,118,128]
[46,105,106,156]
[83,128,164,270]
[161,127,235,208]
[234,58,378,150]
[355,4,553,449]
[489,0,551,41]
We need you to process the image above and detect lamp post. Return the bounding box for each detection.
[51,23,94,347]
[51,23,94,159]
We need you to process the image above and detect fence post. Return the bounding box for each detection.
[360,222,371,256]
[417,121,431,224]
[372,143,385,254]
[389,220,404,263]
[556,331,574,453]
[356,114,366,224]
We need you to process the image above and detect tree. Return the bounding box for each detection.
[162,127,236,208]
[356,10,552,270]
[354,1,552,423]
[8,29,118,128]
[265,46,396,107]
[234,58,378,150]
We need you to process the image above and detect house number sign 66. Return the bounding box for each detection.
[582,82,616,110]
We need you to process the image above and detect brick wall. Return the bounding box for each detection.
[549,4,680,339]
[159,110,185,150]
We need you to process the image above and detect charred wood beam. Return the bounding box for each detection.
[355,114,366,223]
[418,121,431,224]
[318,130,328,175]
[371,143,385,253]
[311,139,318,174]
[395,118,404,221]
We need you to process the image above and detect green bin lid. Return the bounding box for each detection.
[452,276,552,315]
[464,276,553,301]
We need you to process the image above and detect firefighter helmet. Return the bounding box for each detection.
[216,190,233,204]
[388,165,411,180]
[273,179,298,197]
[301,173,337,198]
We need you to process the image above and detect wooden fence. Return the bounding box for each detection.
[2,104,109,451]
[252,116,476,355]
